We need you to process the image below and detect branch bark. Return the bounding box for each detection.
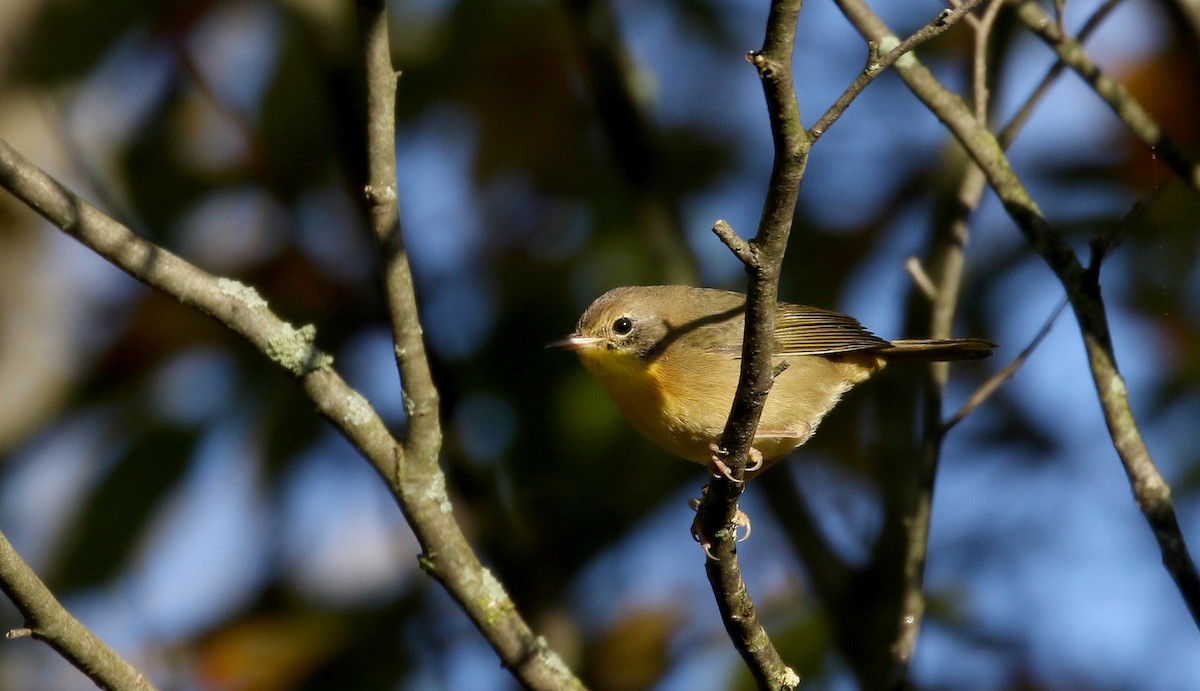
[833,0,1200,632]
[0,4,584,688]
[356,3,582,686]
[0,530,154,690]
[0,64,582,691]
[1012,0,1200,193]
[692,1,808,689]
[808,0,989,141]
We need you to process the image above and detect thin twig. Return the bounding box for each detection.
[943,298,1068,433]
[712,219,757,267]
[998,0,1125,148]
[904,256,939,301]
[809,0,989,140]
[969,0,1006,123]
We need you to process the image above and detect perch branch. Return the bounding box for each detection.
[693,1,807,689]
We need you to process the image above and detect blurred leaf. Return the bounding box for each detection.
[14,0,200,84]
[584,608,677,691]
[196,611,349,691]
[257,21,354,201]
[50,424,198,591]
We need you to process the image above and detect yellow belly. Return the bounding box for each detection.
[578,348,877,469]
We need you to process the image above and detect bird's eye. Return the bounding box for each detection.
[612,317,633,336]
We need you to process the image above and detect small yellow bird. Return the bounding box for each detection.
[550,285,994,480]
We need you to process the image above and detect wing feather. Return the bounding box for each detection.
[772,304,890,355]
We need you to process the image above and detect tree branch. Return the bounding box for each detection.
[808,0,989,141]
[693,1,808,689]
[0,529,154,690]
[356,0,441,476]
[889,2,1007,672]
[1012,0,1200,193]
[997,0,1124,148]
[833,0,1200,632]
[936,0,1125,435]
[0,132,579,691]
[368,3,588,687]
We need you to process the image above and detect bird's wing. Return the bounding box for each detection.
[772,304,891,355]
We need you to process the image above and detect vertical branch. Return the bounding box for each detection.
[892,0,1006,672]
[694,1,808,688]
[353,2,585,688]
[357,0,440,465]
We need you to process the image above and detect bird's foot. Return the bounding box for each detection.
[689,486,753,561]
[707,444,763,483]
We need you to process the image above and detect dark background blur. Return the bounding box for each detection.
[1,0,1199,689]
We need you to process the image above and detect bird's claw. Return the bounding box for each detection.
[707,443,741,484]
[707,443,764,482]
[745,447,764,473]
[690,486,753,561]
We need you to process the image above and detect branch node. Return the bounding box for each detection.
[746,50,774,77]
[5,628,33,640]
[772,359,791,379]
[363,183,397,205]
[712,219,758,268]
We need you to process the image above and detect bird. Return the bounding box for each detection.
[549,285,995,545]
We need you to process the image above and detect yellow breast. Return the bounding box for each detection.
[578,349,722,464]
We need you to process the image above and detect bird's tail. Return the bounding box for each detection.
[878,338,996,362]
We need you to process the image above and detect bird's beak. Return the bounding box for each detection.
[546,334,602,351]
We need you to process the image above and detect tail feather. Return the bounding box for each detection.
[879,338,996,362]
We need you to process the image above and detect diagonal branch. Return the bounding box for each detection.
[833,0,1200,631]
[942,298,1067,433]
[0,133,580,691]
[0,529,154,690]
[809,0,989,140]
[1012,0,1200,193]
